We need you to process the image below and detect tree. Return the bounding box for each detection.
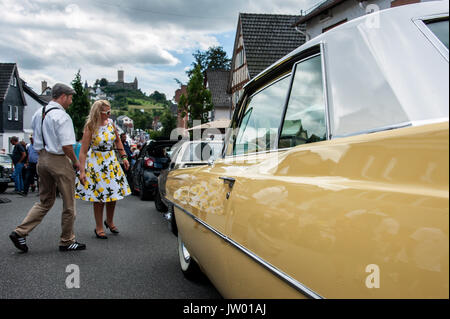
[67,70,91,141]
[186,46,231,77]
[99,78,108,87]
[149,91,167,103]
[179,65,213,126]
[160,108,177,138]
[206,46,231,70]
[128,109,153,131]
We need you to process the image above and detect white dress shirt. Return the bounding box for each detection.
[32,101,76,155]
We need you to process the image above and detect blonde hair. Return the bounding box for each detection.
[84,100,111,134]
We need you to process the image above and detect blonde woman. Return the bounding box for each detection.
[75,100,131,239]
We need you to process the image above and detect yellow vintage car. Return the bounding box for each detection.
[166,1,449,298]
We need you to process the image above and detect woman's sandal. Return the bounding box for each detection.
[95,229,108,239]
[104,221,120,234]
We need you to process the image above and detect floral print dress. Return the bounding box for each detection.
[75,119,131,202]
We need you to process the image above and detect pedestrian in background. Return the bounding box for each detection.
[120,132,133,183]
[120,133,133,162]
[75,100,131,239]
[23,136,39,195]
[20,140,29,190]
[10,136,26,195]
[9,83,86,253]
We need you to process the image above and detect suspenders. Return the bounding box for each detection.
[41,105,59,148]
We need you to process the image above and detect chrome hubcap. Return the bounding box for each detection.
[181,242,190,263]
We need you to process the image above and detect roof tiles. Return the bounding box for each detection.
[240,13,306,78]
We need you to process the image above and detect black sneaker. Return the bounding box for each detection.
[59,242,86,252]
[9,231,28,253]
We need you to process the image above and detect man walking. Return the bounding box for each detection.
[10,136,26,194]
[9,83,86,252]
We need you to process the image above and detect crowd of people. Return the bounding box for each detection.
[9,136,38,196]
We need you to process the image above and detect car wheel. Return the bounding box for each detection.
[155,189,168,213]
[139,178,151,201]
[0,182,7,194]
[177,233,200,279]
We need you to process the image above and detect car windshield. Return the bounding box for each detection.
[181,142,223,162]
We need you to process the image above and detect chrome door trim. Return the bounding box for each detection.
[413,14,449,62]
[320,42,332,140]
[168,199,324,299]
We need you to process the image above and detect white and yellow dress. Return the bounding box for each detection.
[75,119,131,202]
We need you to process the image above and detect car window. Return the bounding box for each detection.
[182,142,222,162]
[279,54,327,149]
[233,75,291,155]
[425,18,449,49]
[145,144,172,158]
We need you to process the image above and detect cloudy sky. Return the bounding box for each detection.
[1,0,318,100]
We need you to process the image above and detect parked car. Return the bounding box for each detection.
[129,139,178,200]
[155,140,224,234]
[0,154,13,193]
[165,2,449,298]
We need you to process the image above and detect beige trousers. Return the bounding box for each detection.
[15,150,76,246]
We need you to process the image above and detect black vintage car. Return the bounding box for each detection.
[129,139,177,200]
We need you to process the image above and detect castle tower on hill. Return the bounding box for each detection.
[118,70,124,83]
[112,70,138,90]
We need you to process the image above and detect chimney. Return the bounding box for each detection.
[41,81,47,94]
[118,70,124,83]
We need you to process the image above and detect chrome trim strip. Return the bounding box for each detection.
[320,42,332,140]
[168,199,324,299]
[333,117,449,139]
[413,14,449,62]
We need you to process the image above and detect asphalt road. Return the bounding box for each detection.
[0,188,221,299]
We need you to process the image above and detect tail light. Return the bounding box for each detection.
[144,157,154,168]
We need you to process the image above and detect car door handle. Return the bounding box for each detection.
[219,176,235,189]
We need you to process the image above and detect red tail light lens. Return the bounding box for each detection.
[144,157,154,168]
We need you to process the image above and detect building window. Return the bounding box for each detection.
[235,50,244,69]
[14,106,19,121]
[8,105,12,120]
[10,76,17,87]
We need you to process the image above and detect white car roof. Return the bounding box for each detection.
[248,1,449,138]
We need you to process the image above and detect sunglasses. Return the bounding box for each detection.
[101,110,111,115]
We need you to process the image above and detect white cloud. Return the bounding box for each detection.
[1,0,317,97]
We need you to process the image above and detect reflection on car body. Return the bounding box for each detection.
[156,140,224,235]
[166,2,449,298]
